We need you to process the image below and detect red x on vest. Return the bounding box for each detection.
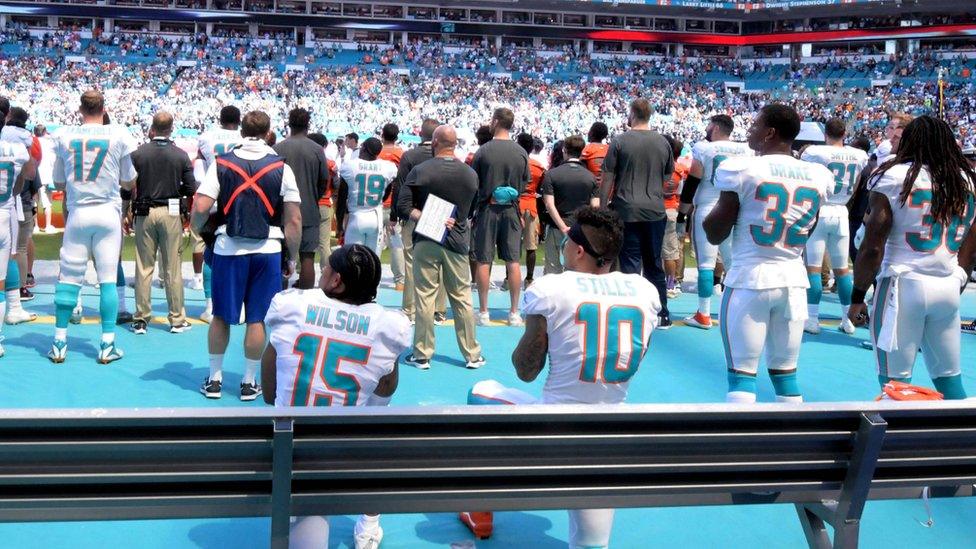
[216,158,285,216]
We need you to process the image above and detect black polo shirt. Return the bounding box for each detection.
[130,137,195,204]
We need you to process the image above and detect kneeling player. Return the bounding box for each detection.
[461,207,660,548]
[261,244,412,549]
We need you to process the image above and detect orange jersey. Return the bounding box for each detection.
[465,151,475,166]
[580,143,609,184]
[378,146,402,207]
[318,158,338,207]
[519,158,546,215]
[664,156,691,210]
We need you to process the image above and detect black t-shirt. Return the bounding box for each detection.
[274,135,329,227]
[602,129,673,222]
[391,142,433,222]
[470,138,530,210]
[400,156,479,255]
[541,160,598,219]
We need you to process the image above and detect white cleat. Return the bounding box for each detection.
[97,341,124,364]
[803,318,821,335]
[6,308,38,325]
[48,339,67,363]
[839,317,856,335]
[354,517,383,549]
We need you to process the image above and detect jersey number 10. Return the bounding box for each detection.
[292,334,370,406]
[68,139,110,183]
[575,303,646,383]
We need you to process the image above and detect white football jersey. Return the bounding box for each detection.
[691,140,754,206]
[339,158,397,214]
[0,140,29,204]
[0,126,33,206]
[197,128,243,171]
[801,145,869,206]
[869,163,975,278]
[266,289,412,407]
[521,271,661,405]
[52,124,137,210]
[715,154,832,290]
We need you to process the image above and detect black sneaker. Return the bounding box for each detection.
[200,377,222,399]
[116,311,134,325]
[433,312,447,325]
[25,273,35,288]
[131,320,148,335]
[240,382,262,402]
[403,353,430,370]
[170,320,192,334]
[19,287,34,301]
[657,315,673,331]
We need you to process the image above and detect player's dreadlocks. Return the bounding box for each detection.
[874,115,976,225]
[327,244,382,305]
[572,206,624,267]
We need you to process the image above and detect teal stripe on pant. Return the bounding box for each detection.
[719,288,735,371]
[871,278,891,382]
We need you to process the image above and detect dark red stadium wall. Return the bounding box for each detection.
[6,2,976,47]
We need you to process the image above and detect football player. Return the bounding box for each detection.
[703,104,831,403]
[338,137,397,253]
[461,207,660,548]
[262,244,411,549]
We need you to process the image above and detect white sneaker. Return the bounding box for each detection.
[353,516,383,549]
[803,318,821,335]
[189,274,204,291]
[6,307,37,325]
[44,226,56,234]
[200,301,213,324]
[508,312,524,327]
[839,317,856,335]
[476,311,491,326]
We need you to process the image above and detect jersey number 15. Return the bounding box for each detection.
[292,334,370,406]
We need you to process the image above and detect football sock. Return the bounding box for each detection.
[806,273,822,306]
[99,282,118,336]
[933,374,967,400]
[727,371,757,395]
[698,269,714,299]
[0,290,6,335]
[770,369,801,399]
[116,263,128,313]
[203,263,212,299]
[6,260,21,312]
[836,273,854,307]
[54,283,82,330]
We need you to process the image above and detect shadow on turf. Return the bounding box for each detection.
[5,332,98,361]
[414,511,564,547]
[142,361,243,394]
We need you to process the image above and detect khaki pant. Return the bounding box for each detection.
[16,208,33,287]
[401,217,446,319]
[318,203,334,268]
[412,239,480,361]
[543,225,564,275]
[134,206,185,325]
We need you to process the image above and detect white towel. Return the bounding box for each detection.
[876,265,912,352]
[785,287,809,321]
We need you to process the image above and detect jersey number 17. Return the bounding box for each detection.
[68,139,110,183]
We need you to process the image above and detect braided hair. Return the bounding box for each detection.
[874,115,976,225]
[327,244,382,305]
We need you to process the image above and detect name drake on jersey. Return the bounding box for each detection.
[304,304,371,336]
[769,162,816,181]
[574,276,640,297]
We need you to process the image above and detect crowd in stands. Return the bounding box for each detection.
[0,31,972,151]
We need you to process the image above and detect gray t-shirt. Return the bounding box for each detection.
[400,157,479,255]
[602,129,673,222]
[471,138,530,210]
[541,160,598,219]
[274,135,329,227]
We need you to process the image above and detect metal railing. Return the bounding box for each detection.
[1,401,975,548]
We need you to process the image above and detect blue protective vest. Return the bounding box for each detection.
[215,152,285,240]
